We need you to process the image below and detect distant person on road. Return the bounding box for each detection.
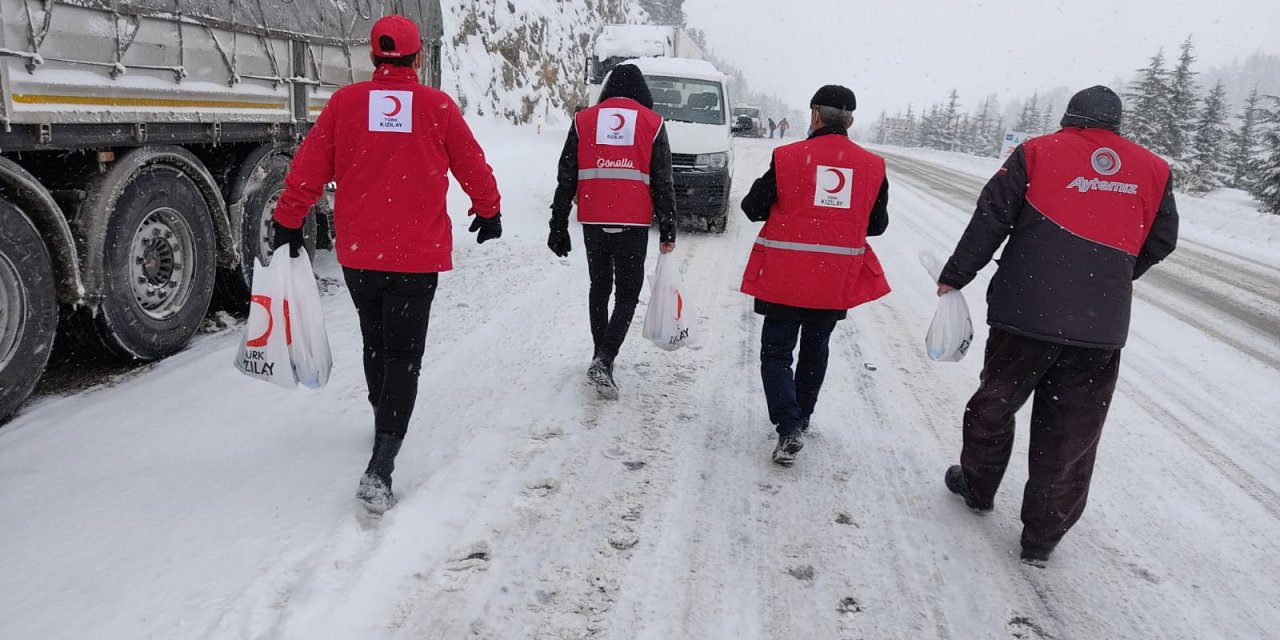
[272,14,503,513]
[777,117,789,139]
[549,63,677,399]
[768,117,777,138]
[937,85,1179,565]
[739,85,890,465]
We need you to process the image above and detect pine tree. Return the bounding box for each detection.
[940,89,962,151]
[920,104,943,150]
[1167,36,1199,160]
[1252,97,1280,215]
[969,96,996,156]
[1040,102,1057,134]
[874,111,889,144]
[1183,81,1230,194]
[904,104,918,147]
[1126,49,1173,155]
[1226,88,1263,190]
[1015,93,1041,133]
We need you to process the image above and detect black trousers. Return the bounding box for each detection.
[960,328,1121,551]
[583,225,648,363]
[343,267,438,440]
[760,316,838,435]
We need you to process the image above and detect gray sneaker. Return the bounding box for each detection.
[771,433,804,465]
[587,357,619,400]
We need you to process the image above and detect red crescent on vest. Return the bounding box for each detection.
[246,295,273,348]
[382,95,402,117]
[823,168,846,194]
[610,113,626,131]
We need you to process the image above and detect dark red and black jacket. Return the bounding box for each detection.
[940,127,1179,349]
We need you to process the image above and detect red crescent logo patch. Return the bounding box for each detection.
[823,168,847,194]
[382,95,402,117]
[610,113,627,131]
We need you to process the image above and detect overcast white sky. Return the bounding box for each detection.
[684,0,1280,116]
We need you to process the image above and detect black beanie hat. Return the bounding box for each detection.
[810,85,857,111]
[1060,85,1123,132]
[598,64,654,109]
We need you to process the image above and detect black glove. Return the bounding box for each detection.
[548,225,571,257]
[271,220,304,258]
[468,213,502,244]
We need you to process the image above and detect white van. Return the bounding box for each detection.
[623,56,734,233]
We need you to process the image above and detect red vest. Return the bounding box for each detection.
[741,134,891,310]
[575,97,663,225]
[1023,128,1169,256]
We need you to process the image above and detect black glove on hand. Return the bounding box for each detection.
[468,213,502,244]
[548,226,571,257]
[271,220,304,258]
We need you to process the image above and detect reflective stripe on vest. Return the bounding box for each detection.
[754,237,866,256]
[578,168,652,184]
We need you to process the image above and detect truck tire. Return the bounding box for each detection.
[89,164,217,359]
[706,178,732,234]
[219,150,316,302]
[0,199,58,423]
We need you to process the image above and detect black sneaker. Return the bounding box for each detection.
[1020,545,1052,567]
[799,416,811,434]
[945,465,993,513]
[357,434,402,513]
[587,357,619,400]
[772,433,804,465]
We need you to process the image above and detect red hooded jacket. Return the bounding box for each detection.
[273,65,501,273]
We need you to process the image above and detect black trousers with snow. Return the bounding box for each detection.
[960,328,1121,551]
[343,267,438,440]
[760,316,838,435]
[583,225,648,363]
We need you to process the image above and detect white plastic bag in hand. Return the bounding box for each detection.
[919,251,974,362]
[284,250,332,389]
[642,252,696,351]
[234,245,296,388]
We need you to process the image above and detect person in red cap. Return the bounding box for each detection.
[271,14,503,513]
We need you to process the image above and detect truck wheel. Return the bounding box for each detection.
[218,151,316,303]
[0,199,57,423]
[92,164,217,359]
[707,215,727,234]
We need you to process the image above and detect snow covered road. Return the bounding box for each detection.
[2,130,1278,639]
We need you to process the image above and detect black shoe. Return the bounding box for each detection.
[587,357,619,400]
[772,433,804,465]
[358,434,403,513]
[1020,545,1053,567]
[945,465,993,513]
[799,416,811,434]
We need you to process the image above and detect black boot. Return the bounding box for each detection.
[1020,544,1053,567]
[357,433,403,513]
[945,465,993,513]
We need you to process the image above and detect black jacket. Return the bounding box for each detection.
[939,142,1179,349]
[740,126,890,321]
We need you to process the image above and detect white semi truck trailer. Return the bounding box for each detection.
[0,0,443,422]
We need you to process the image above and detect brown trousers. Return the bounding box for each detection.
[961,329,1121,551]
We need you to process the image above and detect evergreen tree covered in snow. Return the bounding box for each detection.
[969,96,998,156]
[904,104,918,147]
[1226,88,1263,190]
[1015,93,1041,133]
[1183,81,1231,194]
[1040,102,1057,134]
[1167,37,1200,159]
[874,111,889,144]
[940,89,962,151]
[1251,97,1280,215]
[1126,50,1174,154]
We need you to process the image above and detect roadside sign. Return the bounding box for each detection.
[1001,131,1032,159]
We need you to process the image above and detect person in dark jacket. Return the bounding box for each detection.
[550,64,677,398]
[768,117,777,138]
[937,85,1179,565]
[740,85,891,465]
[272,15,503,513]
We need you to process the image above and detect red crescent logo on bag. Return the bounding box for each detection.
[610,113,627,131]
[247,295,273,348]
[676,292,683,321]
[283,299,293,346]
[823,168,847,194]
[382,95,402,117]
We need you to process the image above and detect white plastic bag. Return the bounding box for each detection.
[234,245,296,388]
[920,251,974,362]
[642,252,696,351]
[284,250,332,389]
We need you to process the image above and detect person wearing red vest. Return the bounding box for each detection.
[937,86,1179,565]
[740,85,890,465]
[271,15,503,513]
[549,64,677,398]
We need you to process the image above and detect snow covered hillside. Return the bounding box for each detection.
[2,128,1278,639]
[441,0,646,123]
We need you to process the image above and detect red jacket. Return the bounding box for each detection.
[574,98,664,226]
[741,134,890,310]
[273,65,500,273]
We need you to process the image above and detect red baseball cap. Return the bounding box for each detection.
[371,15,421,58]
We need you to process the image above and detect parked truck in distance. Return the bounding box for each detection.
[0,0,444,423]
[586,25,733,234]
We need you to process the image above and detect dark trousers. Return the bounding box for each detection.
[961,328,1121,551]
[583,225,648,363]
[343,267,438,440]
[760,316,838,435]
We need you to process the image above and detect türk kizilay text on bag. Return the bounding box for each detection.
[642,253,697,352]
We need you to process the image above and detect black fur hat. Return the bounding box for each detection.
[810,85,857,112]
